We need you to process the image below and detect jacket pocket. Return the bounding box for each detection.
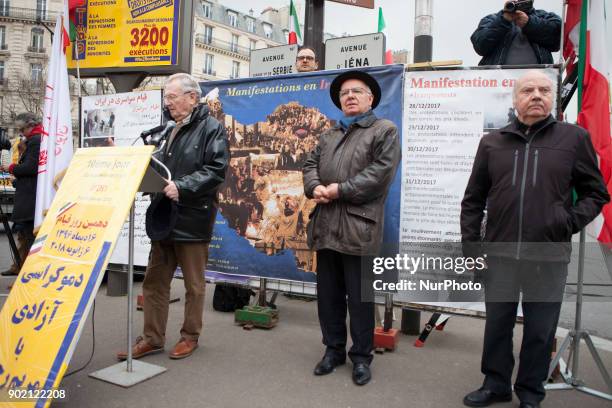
[174,200,216,240]
[532,149,539,187]
[545,205,572,242]
[345,204,377,242]
[512,149,518,186]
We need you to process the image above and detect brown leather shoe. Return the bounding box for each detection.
[116,336,163,361]
[169,338,198,360]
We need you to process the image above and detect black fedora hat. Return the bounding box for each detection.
[330,70,381,110]
[145,195,178,241]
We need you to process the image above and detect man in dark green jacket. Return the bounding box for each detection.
[303,70,401,386]
[118,73,229,361]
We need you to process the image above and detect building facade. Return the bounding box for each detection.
[192,0,287,81]
[0,0,64,132]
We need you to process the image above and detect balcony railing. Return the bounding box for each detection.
[0,7,57,22]
[27,46,45,53]
[195,34,250,57]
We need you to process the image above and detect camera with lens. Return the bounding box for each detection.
[503,0,534,13]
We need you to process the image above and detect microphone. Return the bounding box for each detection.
[141,120,176,146]
[140,124,166,139]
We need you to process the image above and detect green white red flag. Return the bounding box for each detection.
[565,0,612,243]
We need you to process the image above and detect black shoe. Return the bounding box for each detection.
[519,403,540,408]
[313,355,345,376]
[352,363,371,386]
[0,269,18,276]
[463,388,512,407]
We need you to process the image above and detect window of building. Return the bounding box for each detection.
[31,28,44,52]
[228,11,237,27]
[0,26,6,49]
[231,34,239,53]
[263,23,273,39]
[31,63,43,83]
[250,39,257,51]
[247,17,255,33]
[231,61,240,79]
[36,0,47,20]
[202,1,212,19]
[203,25,213,44]
[0,61,5,81]
[0,0,9,17]
[203,54,214,75]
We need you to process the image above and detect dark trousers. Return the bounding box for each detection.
[482,257,567,404]
[8,224,34,273]
[316,249,374,365]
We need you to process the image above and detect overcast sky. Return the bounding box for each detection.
[221,0,611,68]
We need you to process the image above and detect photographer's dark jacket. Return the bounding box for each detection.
[302,110,401,255]
[461,116,609,262]
[471,9,561,66]
[9,128,41,224]
[151,104,229,242]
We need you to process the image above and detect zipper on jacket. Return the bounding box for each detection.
[334,126,353,237]
[512,150,518,186]
[516,142,530,259]
[532,149,539,187]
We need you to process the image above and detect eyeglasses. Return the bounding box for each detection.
[339,87,371,98]
[163,91,193,102]
[297,55,315,61]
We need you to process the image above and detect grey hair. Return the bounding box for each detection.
[166,73,202,98]
[512,70,555,104]
[15,112,41,128]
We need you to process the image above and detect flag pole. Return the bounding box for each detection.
[559,0,567,66]
[547,0,612,400]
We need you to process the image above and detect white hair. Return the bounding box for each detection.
[166,73,202,99]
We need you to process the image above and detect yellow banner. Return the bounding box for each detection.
[67,0,181,69]
[0,146,153,408]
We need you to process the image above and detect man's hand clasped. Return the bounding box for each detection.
[313,183,340,204]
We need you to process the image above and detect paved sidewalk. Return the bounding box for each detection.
[1,275,610,408]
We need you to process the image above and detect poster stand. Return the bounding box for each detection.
[89,155,169,387]
[546,231,612,401]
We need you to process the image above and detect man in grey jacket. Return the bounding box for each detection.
[302,70,401,386]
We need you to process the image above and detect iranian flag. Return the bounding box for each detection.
[288,0,302,45]
[565,0,612,243]
[377,7,393,64]
[34,15,74,231]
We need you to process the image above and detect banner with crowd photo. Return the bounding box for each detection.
[397,67,559,310]
[80,90,163,265]
[200,64,404,283]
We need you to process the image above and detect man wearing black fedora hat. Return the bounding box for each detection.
[303,70,401,385]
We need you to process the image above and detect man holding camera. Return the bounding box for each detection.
[0,113,42,276]
[471,1,561,66]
